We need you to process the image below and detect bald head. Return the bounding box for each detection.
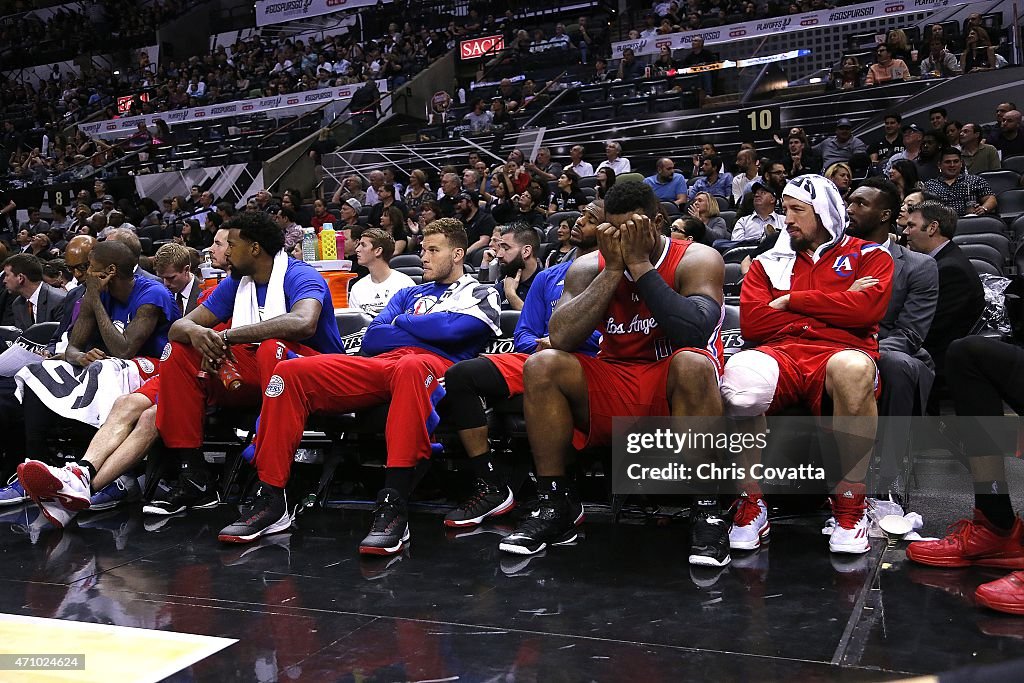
[104,228,142,259]
[66,235,96,263]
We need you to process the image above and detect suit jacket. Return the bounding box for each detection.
[923,240,985,368]
[879,239,939,360]
[13,282,67,331]
[47,284,84,355]
[176,275,202,315]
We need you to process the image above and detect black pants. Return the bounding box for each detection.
[442,358,510,432]
[946,336,1024,455]
[22,388,93,465]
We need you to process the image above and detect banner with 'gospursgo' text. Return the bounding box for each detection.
[611,0,971,58]
[255,0,387,27]
[77,80,388,140]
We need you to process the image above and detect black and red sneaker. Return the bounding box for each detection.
[359,488,410,556]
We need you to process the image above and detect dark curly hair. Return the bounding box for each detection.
[603,179,659,219]
[227,211,285,256]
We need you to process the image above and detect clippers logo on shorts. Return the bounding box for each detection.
[832,253,858,278]
[265,374,285,397]
[160,343,171,361]
[424,374,434,388]
[136,358,155,374]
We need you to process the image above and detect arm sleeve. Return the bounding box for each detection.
[633,270,721,349]
[739,259,816,343]
[787,248,894,327]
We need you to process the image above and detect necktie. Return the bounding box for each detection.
[26,300,34,323]
[177,293,185,315]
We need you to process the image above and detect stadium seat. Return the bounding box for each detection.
[608,83,637,100]
[660,201,681,217]
[1011,214,1024,237]
[547,211,580,232]
[720,210,737,232]
[970,259,1002,277]
[1002,156,1024,173]
[724,262,743,297]
[979,170,1021,196]
[957,243,1004,271]
[722,245,760,264]
[617,100,650,120]
[389,254,422,268]
[578,176,599,190]
[956,216,1007,236]
[396,266,423,277]
[586,104,615,121]
[617,173,645,185]
[953,233,1010,263]
[335,310,373,353]
[996,189,1024,221]
[578,86,606,104]
[721,304,743,360]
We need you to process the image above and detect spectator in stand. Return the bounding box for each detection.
[463,97,493,134]
[596,141,631,175]
[688,154,733,202]
[825,162,854,201]
[377,205,409,256]
[815,118,868,174]
[513,186,549,232]
[332,175,367,206]
[919,38,961,78]
[991,110,1024,159]
[546,217,574,268]
[490,98,514,131]
[687,191,729,242]
[783,132,822,175]
[924,148,996,217]
[885,29,915,66]
[21,207,50,236]
[944,120,963,150]
[367,184,407,228]
[732,149,760,204]
[681,37,719,95]
[461,169,481,196]
[438,172,461,218]
[365,170,386,206]
[454,191,495,256]
[347,228,415,317]
[869,113,906,167]
[274,207,305,253]
[651,45,678,77]
[549,170,588,213]
[526,148,561,183]
[960,123,1001,174]
[336,199,362,259]
[888,158,923,200]
[730,180,783,243]
[644,158,689,211]
[866,45,910,85]
[310,199,338,234]
[564,145,594,178]
[885,123,925,174]
[916,131,945,181]
[503,153,532,193]
[590,58,612,84]
[617,48,644,81]
[596,167,616,200]
[929,108,949,135]
[670,216,706,243]
[404,169,431,215]
[962,27,997,73]
[829,56,863,91]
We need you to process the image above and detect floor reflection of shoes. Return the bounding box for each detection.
[906,566,998,604]
[77,508,139,551]
[12,506,52,544]
[500,549,547,577]
[731,547,769,600]
[976,615,1024,638]
[690,564,729,590]
[144,511,186,533]
[0,502,34,526]
[444,521,515,542]
[220,533,292,568]
[831,553,870,608]
[360,547,409,580]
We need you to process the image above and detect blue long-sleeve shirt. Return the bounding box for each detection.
[514,259,600,355]
[362,280,500,362]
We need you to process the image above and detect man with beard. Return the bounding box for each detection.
[218,218,500,552]
[493,223,541,311]
[16,229,233,527]
[443,201,605,528]
[720,174,893,557]
[845,177,938,498]
[455,191,495,257]
[147,212,344,520]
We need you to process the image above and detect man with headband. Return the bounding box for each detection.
[720,174,894,556]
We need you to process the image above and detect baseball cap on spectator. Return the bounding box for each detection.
[102,195,114,204]
[836,118,853,128]
[902,123,923,133]
[750,180,779,198]
[344,198,362,212]
[456,191,478,203]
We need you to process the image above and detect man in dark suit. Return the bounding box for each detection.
[47,235,95,357]
[3,253,66,331]
[846,178,939,499]
[152,242,201,315]
[904,199,985,376]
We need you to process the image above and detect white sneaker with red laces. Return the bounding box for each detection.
[729,493,770,550]
[17,460,91,529]
[829,489,870,554]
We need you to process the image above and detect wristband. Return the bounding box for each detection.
[221,329,230,345]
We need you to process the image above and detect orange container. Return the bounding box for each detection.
[323,271,356,308]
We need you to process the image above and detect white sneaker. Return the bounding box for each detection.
[17,460,91,529]
[729,494,770,550]
[828,497,870,554]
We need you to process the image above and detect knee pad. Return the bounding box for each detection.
[721,351,779,417]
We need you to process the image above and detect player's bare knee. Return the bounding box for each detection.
[112,392,149,420]
[137,405,157,429]
[826,353,875,394]
[523,349,571,391]
[668,351,716,396]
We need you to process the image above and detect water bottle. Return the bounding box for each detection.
[336,230,346,259]
[301,227,317,262]
[218,358,244,391]
[320,223,338,260]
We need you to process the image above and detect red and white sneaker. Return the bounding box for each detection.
[17,461,91,529]
[975,571,1024,616]
[729,492,770,550]
[906,510,1024,569]
[829,484,869,555]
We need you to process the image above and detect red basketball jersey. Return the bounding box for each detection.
[596,238,724,365]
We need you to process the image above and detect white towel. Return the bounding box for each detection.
[231,250,290,328]
[15,358,143,428]
[754,174,848,290]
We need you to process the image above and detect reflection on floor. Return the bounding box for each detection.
[1,457,1024,682]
